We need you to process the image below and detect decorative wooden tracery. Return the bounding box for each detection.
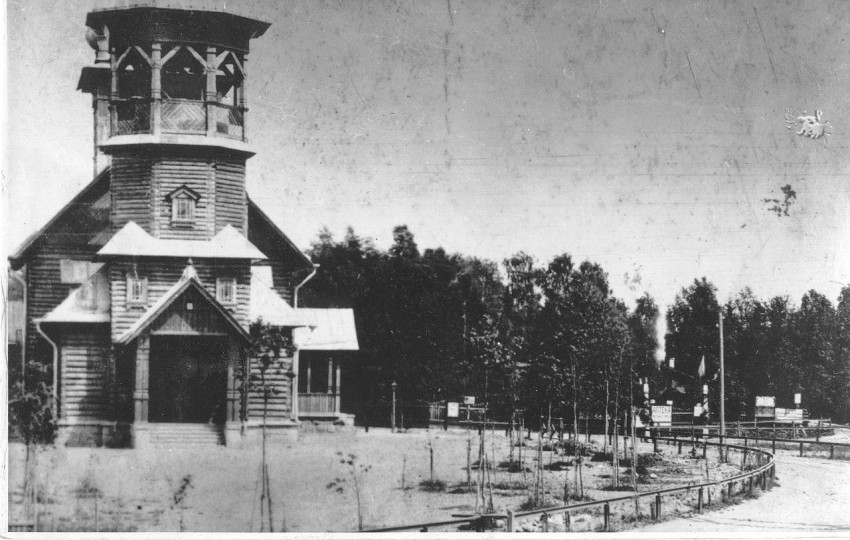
[109,41,248,140]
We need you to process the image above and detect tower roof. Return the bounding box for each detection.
[86,2,271,52]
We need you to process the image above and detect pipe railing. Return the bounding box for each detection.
[364,435,775,533]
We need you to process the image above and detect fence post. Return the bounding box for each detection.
[748,476,753,495]
[565,512,571,532]
[655,493,662,520]
[799,441,804,457]
[541,512,548,533]
[772,438,776,454]
[831,444,835,459]
[728,482,733,500]
[678,441,682,455]
[604,503,610,531]
[697,487,704,513]
[506,510,514,532]
[702,442,707,459]
[816,421,821,442]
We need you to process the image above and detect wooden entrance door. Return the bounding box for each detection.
[149,336,228,423]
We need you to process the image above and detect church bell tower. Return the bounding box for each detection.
[78,4,270,240]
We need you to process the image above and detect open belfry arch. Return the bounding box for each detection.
[9,2,358,447]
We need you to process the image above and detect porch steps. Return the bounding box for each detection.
[146,423,225,446]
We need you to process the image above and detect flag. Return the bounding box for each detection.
[698,355,706,379]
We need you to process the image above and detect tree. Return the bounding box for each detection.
[247,320,296,532]
[665,278,720,414]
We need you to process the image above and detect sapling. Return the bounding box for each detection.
[327,452,371,531]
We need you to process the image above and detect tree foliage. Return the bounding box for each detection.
[300,224,849,425]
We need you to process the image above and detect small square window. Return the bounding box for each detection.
[172,196,195,222]
[216,278,236,305]
[127,275,148,305]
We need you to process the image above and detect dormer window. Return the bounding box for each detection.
[165,185,201,224]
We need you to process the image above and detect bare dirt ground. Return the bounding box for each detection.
[6,428,754,532]
[639,448,850,533]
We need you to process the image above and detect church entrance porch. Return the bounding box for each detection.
[149,336,228,424]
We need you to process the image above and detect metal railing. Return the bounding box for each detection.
[364,436,775,533]
[662,429,850,461]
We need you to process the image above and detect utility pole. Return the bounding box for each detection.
[719,310,725,437]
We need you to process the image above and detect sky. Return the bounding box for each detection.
[4,0,849,354]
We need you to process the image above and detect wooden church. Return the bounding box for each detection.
[9,3,358,447]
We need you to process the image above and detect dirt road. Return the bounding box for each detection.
[639,453,850,532]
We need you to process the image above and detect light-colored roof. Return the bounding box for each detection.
[99,222,267,260]
[41,268,111,324]
[116,264,249,344]
[249,267,314,328]
[293,308,359,351]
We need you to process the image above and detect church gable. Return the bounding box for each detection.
[150,286,236,337]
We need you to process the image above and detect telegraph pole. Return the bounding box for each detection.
[719,310,725,437]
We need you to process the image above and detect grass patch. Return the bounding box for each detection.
[447,482,476,494]
[418,479,447,492]
[498,460,531,473]
[492,480,527,491]
[543,460,573,471]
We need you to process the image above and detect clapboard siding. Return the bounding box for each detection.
[111,152,153,232]
[156,156,214,240]
[24,175,111,370]
[215,157,247,234]
[110,260,251,341]
[247,353,294,420]
[59,330,112,421]
[271,265,295,305]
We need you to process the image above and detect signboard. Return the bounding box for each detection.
[794,393,802,405]
[447,402,460,418]
[651,405,672,427]
[775,407,803,421]
[755,396,776,418]
[463,396,476,405]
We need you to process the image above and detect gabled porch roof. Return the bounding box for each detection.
[116,265,250,345]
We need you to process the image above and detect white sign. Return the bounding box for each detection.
[794,393,802,405]
[447,402,460,418]
[652,405,672,426]
[756,396,776,407]
[755,395,776,418]
[463,396,475,405]
[775,407,803,421]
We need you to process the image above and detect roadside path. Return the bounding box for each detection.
[638,453,850,532]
